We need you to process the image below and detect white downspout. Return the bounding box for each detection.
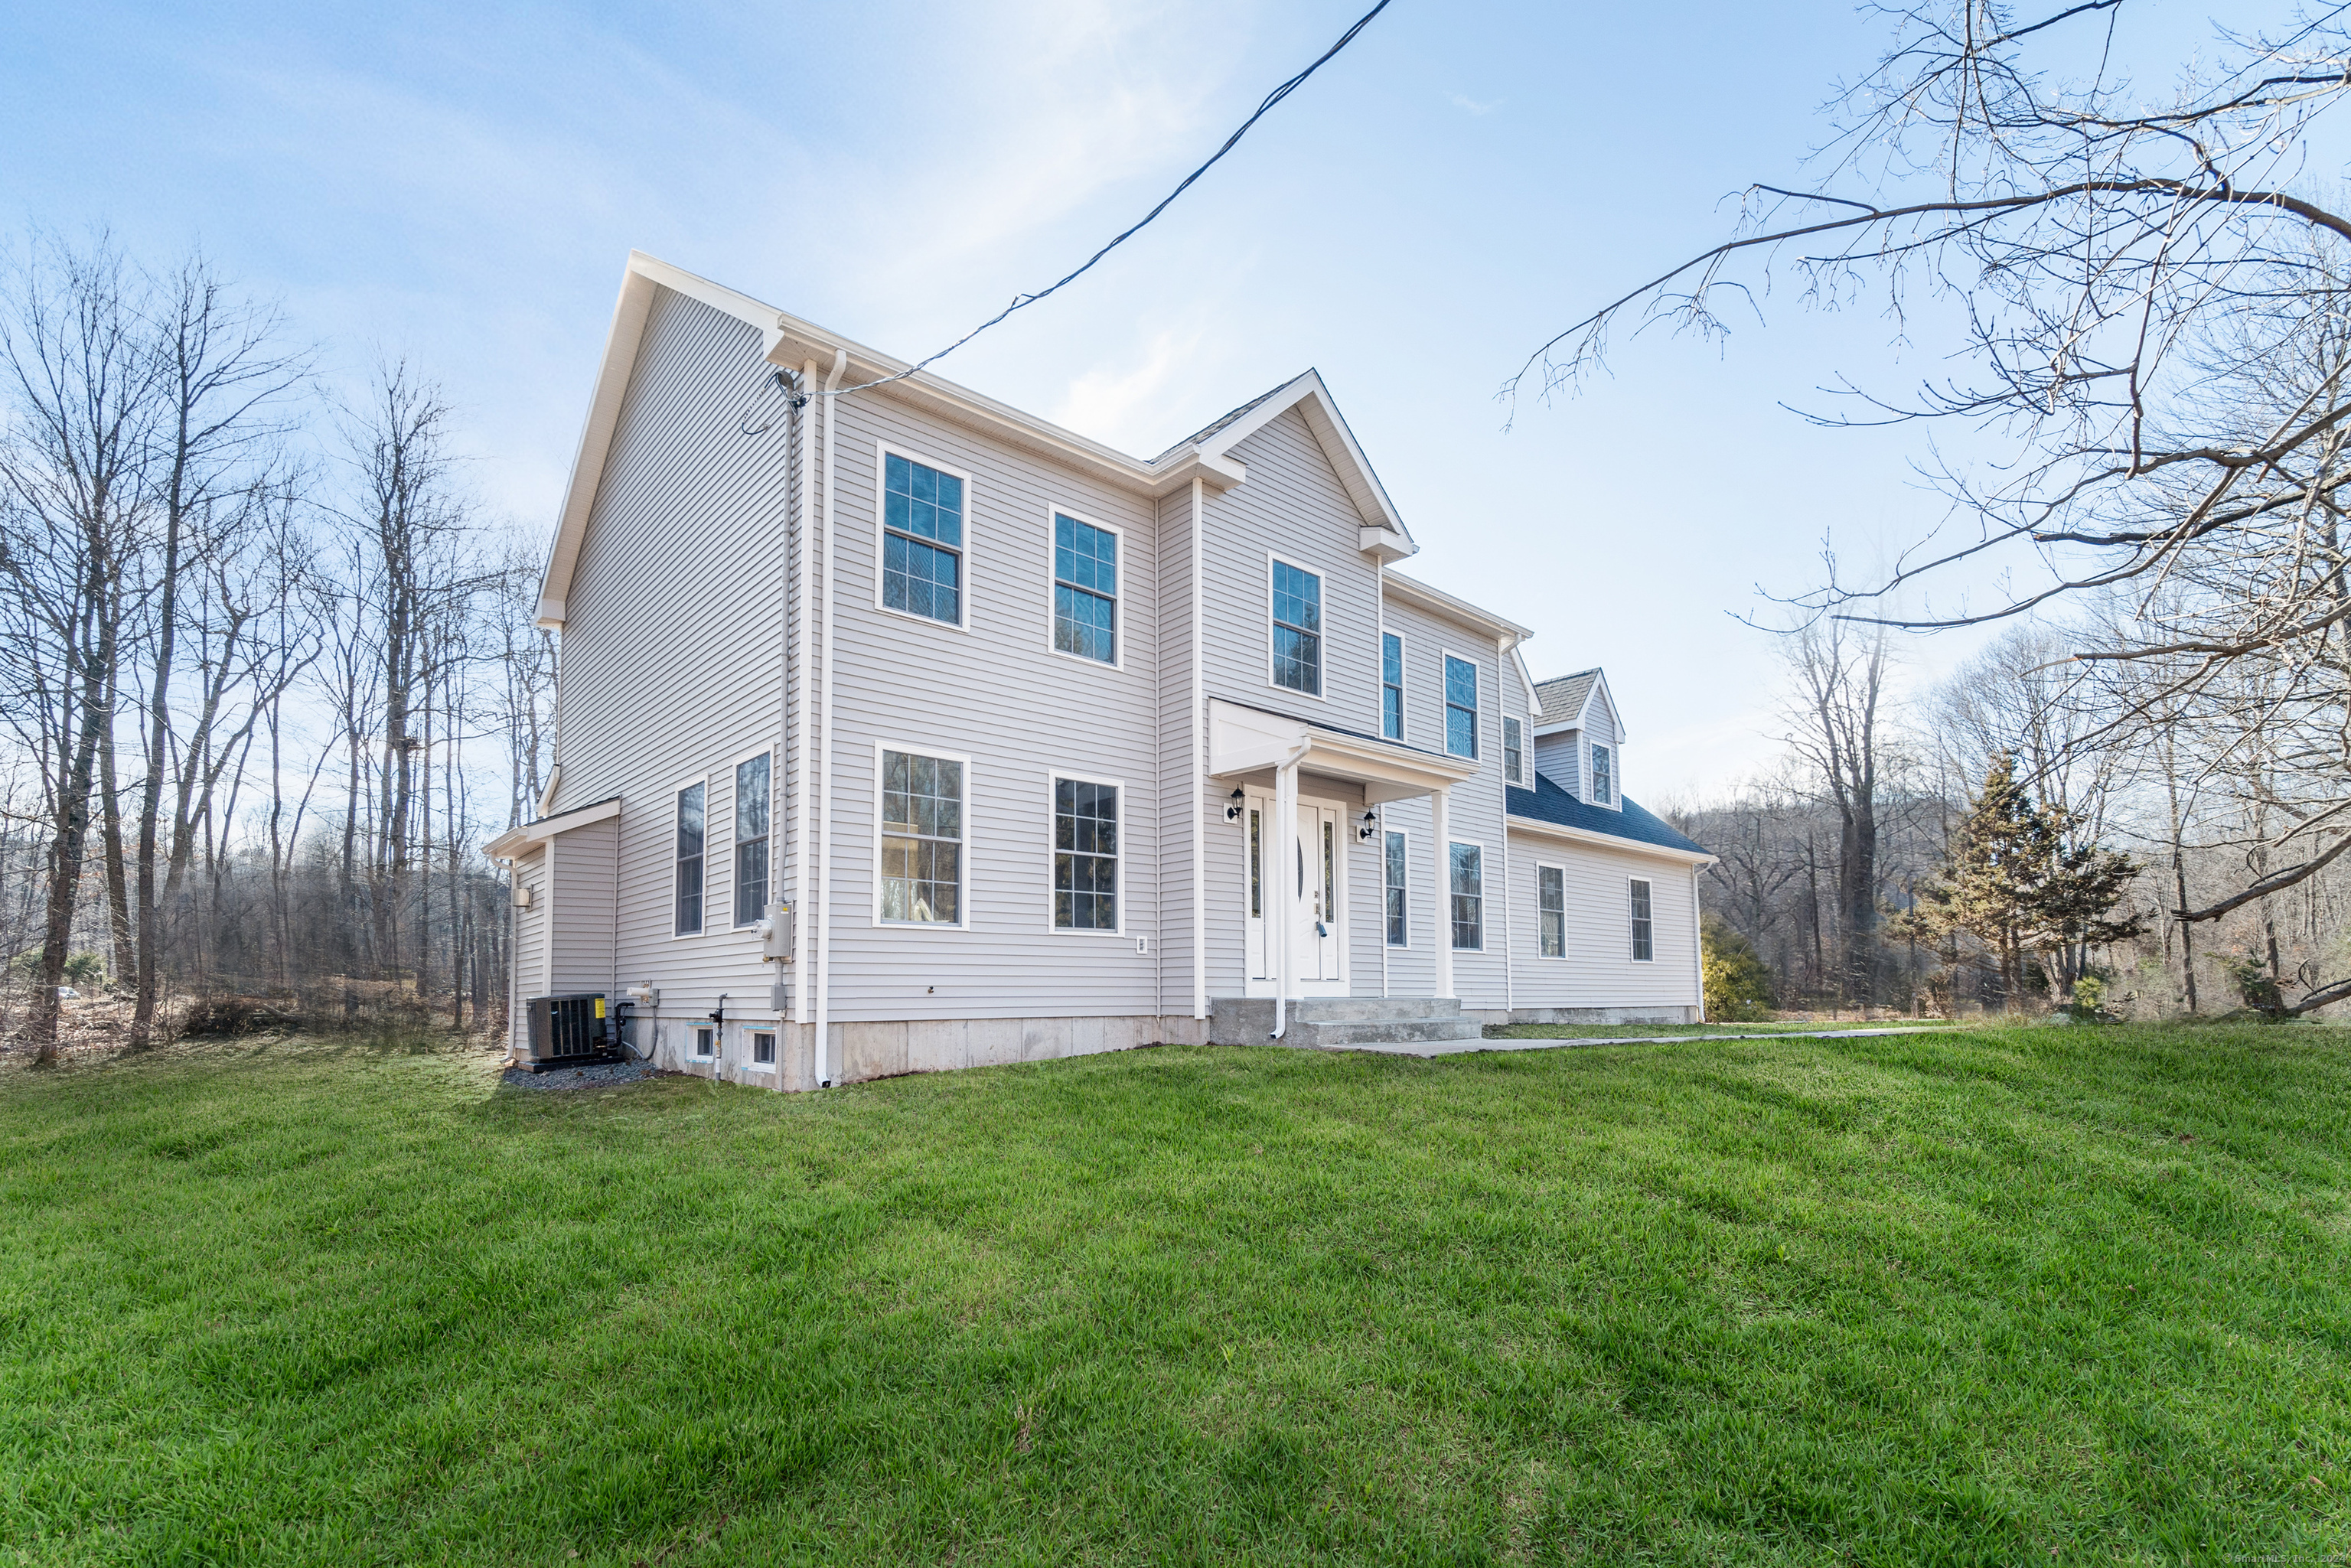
[1497,633,1515,1022]
[1189,477,1208,1028]
[812,347,848,1085]
[788,359,817,1046]
[1692,863,1707,1023]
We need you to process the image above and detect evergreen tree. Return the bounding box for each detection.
[1916,751,2144,1008]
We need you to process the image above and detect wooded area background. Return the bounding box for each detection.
[5,2,2348,1053]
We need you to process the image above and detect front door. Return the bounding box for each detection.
[1243,791,1345,996]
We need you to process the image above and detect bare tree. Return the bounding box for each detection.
[1509,1,2351,1012]
[1782,614,1893,1002]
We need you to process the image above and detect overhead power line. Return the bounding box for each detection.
[810,0,1395,397]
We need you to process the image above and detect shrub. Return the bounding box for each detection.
[1703,918,1776,1022]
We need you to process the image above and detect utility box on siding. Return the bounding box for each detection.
[524,993,612,1065]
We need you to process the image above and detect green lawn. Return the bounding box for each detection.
[4,1024,2349,1565]
[1481,1019,1952,1040]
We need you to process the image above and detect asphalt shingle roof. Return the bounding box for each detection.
[1507,771,1708,856]
[1149,377,1302,465]
[1532,669,1599,725]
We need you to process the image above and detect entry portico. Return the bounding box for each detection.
[1205,698,1476,1029]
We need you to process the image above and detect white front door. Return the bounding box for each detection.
[1243,791,1346,996]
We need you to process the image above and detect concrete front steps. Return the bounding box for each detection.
[1208,996,1485,1051]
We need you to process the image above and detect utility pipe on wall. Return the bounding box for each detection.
[1189,478,1207,1026]
[811,347,849,1087]
[788,359,817,1035]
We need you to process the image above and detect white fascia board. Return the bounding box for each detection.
[1382,571,1532,644]
[1505,813,1712,867]
[1511,646,1541,709]
[1586,670,1624,743]
[482,795,622,859]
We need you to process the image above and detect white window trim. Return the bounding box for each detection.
[1629,875,1655,963]
[1535,859,1570,960]
[688,1022,718,1060]
[1044,504,1127,673]
[1044,769,1125,935]
[1447,836,1487,953]
[1503,716,1527,787]
[726,743,777,931]
[669,771,709,940]
[1380,628,1407,742]
[1381,823,1411,950]
[872,441,975,635]
[1265,550,1329,703]
[1439,647,1481,761]
[870,741,974,931]
[742,1022,779,1074]
[1588,738,1620,810]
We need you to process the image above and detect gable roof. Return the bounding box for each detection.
[1531,667,1622,740]
[536,254,1417,625]
[1507,773,1708,859]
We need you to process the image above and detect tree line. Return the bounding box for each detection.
[0,233,553,1064]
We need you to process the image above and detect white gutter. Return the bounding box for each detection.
[789,358,817,1035]
[812,347,848,1086]
[1189,478,1207,1025]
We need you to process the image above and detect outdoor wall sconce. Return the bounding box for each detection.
[1358,810,1379,842]
[1224,786,1246,823]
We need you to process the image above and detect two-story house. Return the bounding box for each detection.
[487,253,1711,1087]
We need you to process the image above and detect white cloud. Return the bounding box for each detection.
[1449,93,1500,116]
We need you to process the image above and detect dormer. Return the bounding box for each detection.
[1530,667,1624,810]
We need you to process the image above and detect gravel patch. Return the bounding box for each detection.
[499,1058,656,1091]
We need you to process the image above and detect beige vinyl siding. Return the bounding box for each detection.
[1153,485,1200,1015]
[1504,831,1700,1009]
[543,286,794,1024]
[507,846,547,1051]
[546,817,619,993]
[1532,729,1580,796]
[1200,409,1384,738]
[812,387,1163,1022]
[1374,590,1510,1009]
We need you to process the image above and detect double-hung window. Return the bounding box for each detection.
[1381,632,1404,740]
[882,451,964,626]
[1383,828,1408,947]
[1052,777,1118,931]
[1591,744,1613,805]
[1629,878,1654,961]
[1503,717,1524,785]
[1449,843,1483,950]
[1270,559,1322,695]
[880,750,963,924]
[1444,655,1479,758]
[1052,513,1117,663]
[1539,865,1567,958]
[673,782,705,936]
[733,752,770,927]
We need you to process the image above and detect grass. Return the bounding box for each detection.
[1480,1018,1953,1040]
[2,1023,2349,1565]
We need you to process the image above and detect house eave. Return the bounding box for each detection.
[1506,812,1713,867]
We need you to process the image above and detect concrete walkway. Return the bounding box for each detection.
[1335,1025,1953,1058]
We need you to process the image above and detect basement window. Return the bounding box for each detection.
[749,1029,777,1069]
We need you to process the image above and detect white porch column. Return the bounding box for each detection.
[1430,786,1453,1000]
[1272,758,1298,1035]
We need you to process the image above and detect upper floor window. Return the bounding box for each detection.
[1270,559,1322,695]
[882,451,964,627]
[880,749,963,924]
[733,752,770,928]
[1591,743,1613,805]
[1444,655,1478,758]
[1629,877,1654,961]
[673,782,705,936]
[1381,632,1404,740]
[1503,717,1524,785]
[1053,513,1117,663]
[1052,777,1120,931]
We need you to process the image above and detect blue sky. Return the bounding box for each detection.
[5,0,2094,797]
